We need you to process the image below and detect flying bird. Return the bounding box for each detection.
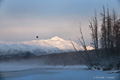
[36,36,39,38]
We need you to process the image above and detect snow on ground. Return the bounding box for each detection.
[0,61,119,80]
[0,68,119,80]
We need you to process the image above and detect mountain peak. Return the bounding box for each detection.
[51,36,64,41]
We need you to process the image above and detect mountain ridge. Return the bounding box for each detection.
[0,36,94,56]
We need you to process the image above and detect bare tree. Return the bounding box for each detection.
[106,7,112,53]
[78,22,93,69]
[70,39,78,52]
[100,6,108,55]
[112,9,120,54]
[115,19,120,54]
[89,10,99,58]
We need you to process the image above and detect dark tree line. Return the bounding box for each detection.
[101,7,120,55]
[90,6,120,56]
[77,6,120,70]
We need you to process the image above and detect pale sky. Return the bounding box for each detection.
[0,0,120,46]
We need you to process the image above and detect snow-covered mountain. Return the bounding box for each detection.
[0,36,94,56]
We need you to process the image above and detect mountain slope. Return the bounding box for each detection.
[0,36,94,56]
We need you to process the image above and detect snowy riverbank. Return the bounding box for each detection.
[0,68,119,80]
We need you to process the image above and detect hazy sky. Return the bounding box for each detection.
[0,0,120,46]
